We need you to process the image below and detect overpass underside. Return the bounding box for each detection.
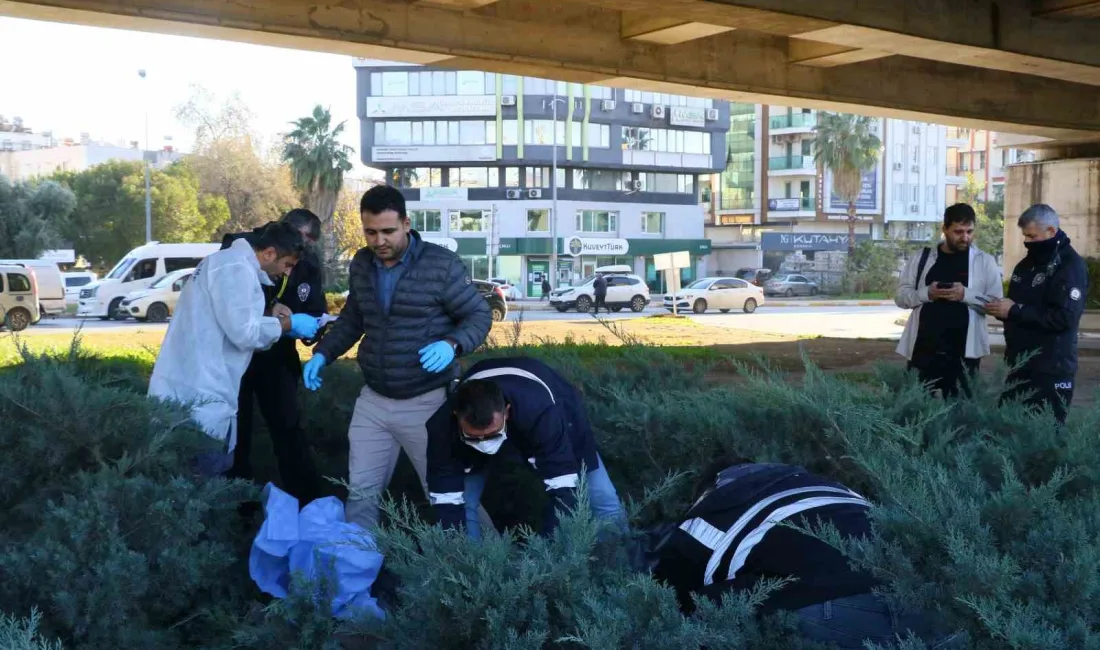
[5,0,1100,142]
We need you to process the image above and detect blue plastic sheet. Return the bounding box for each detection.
[250,483,387,620]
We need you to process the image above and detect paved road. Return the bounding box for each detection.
[24,304,912,341]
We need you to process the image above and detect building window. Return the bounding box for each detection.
[527,208,550,232]
[637,173,692,193]
[575,210,617,233]
[978,151,987,170]
[927,146,937,167]
[641,211,664,234]
[393,167,442,188]
[573,169,622,191]
[505,167,521,187]
[525,167,565,188]
[453,167,497,188]
[503,120,519,146]
[926,185,936,203]
[893,182,905,203]
[450,209,487,232]
[624,89,712,108]
[376,120,497,146]
[911,146,919,164]
[799,180,811,197]
[502,74,519,95]
[524,120,566,146]
[784,182,793,199]
[622,127,710,154]
[409,209,443,233]
[911,185,919,203]
[800,139,812,156]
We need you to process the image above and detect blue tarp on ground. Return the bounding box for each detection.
[250,483,386,620]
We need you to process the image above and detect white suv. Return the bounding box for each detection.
[549,268,651,313]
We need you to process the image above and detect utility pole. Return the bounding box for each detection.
[548,95,564,288]
[138,69,152,243]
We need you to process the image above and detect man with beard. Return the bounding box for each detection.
[986,204,1088,423]
[896,203,1003,397]
[223,209,328,504]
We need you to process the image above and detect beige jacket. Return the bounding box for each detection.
[895,244,1003,360]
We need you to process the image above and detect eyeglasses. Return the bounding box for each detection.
[459,421,506,443]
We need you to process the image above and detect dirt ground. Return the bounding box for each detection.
[6,316,1099,406]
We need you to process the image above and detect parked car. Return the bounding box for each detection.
[663,276,764,314]
[0,258,66,317]
[0,265,42,332]
[548,265,650,313]
[765,274,819,297]
[487,277,522,301]
[118,268,194,322]
[77,241,219,321]
[62,271,98,304]
[735,267,774,287]
[473,280,508,322]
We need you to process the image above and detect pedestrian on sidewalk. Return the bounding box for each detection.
[541,277,551,301]
[895,203,1002,398]
[986,204,1088,423]
[301,185,494,531]
[593,273,609,314]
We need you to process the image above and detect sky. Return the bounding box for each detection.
[0,16,379,178]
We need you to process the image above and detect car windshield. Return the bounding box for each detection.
[149,273,177,289]
[685,279,712,290]
[106,257,136,280]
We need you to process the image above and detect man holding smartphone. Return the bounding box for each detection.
[895,203,1003,397]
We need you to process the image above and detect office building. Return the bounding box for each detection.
[354,60,728,296]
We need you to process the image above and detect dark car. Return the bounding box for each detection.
[473,280,508,322]
[735,267,774,287]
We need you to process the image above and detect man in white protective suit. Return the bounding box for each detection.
[148,220,320,475]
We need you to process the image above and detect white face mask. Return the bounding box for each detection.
[464,431,507,455]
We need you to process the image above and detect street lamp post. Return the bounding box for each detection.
[138,69,151,243]
[548,95,565,288]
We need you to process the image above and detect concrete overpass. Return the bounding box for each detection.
[5,0,1100,141]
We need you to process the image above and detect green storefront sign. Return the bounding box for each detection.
[496,238,710,256]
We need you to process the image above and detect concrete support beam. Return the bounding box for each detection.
[417,0,499,8]
[5,0,1100,140]
[1032,0,1100,18]
[620,14,733,45]
[787,38,889,67]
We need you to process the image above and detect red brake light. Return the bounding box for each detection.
[494,286,505,299]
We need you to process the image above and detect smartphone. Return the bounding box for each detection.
[935,282,954,289]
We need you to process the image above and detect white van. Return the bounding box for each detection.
[0,259,66,317]
[62,271,98,304]
[77,242,221,320]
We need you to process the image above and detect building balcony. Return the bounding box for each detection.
[718,196,757,211]
[769,113,816,134]
[767,155,816,176]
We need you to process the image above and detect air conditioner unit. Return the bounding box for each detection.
[631,102,644,114]
[911,164,920,173]
[601,99,616,111]
[651,105,666,119]
[527,189,543,199]
[892,162,902,171]
[501,95,516,106]
[630,180,643,191]
[705,108,719,121]
[912,126,921,134]
[909,204,920,213]
[505,189,523,199]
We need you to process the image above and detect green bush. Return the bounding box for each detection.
[3,336,1100,648]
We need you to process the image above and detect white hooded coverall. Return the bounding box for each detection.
[148,237,284,451]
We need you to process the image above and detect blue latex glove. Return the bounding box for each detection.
[418,340,455,374]
[288,314,320,339]
[303,353,327,391]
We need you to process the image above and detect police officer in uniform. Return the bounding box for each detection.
[222,209,327,502]
[986,204,1088,423]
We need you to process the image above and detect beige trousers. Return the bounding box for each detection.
[346,383,493,532]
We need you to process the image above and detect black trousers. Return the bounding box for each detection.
[229,345,322,503]
[593,293,609,313]
[1002,370,1075,424]
[908,352,980,398]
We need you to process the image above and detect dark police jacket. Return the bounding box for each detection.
[426,357,601,534]
[314,230,491,400]
[1004,230,1088,377]
[649,463,877,615]
[220,231,326,366]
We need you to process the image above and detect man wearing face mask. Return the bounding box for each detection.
[425,356,628,537]
[986,204,1088,423]
[221,209,328,504]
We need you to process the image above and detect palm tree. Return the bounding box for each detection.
[391,168,420,187]
[282,105,354,262]
[812,113,881,255]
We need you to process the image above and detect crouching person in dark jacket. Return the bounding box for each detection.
[426,356,628,537]
[643,460,965,649]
